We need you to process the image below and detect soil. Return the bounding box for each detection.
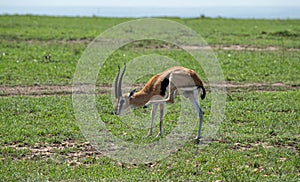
[0,82,298,97]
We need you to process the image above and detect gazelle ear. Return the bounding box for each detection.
[128,89,136,98]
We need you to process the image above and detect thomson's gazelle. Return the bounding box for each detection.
[114,65,206,140]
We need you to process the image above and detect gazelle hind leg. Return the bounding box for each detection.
[186,90,204,140]
[148,104,158,137]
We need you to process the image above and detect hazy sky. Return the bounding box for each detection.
[1,0,300,7]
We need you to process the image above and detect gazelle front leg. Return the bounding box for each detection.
[157,103,166,137]
[148,104,158,137]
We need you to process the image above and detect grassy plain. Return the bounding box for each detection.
[0,15,299,181]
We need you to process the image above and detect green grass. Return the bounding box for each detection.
[217,50,300,84]
[1,43,299,86]
[182,18,300,47]
[1,15,299,47]
[0,91,299,181]
[0,96,81,145]
[0,42,83,85]
[1,15,300,86]
[0,15,299,181]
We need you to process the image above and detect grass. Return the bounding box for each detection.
[1,15,299,47]
[1,43,299,86]
[1,15,299,86]
[0,91,299,181]
[0,96,81,145]
[180,18,300,49]
[0,15,299,181]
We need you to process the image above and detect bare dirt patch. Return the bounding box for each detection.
[22,38,300,51]
[0,85,74,96]
[0,83,298,97]
[4,140,102,166]
[0,85,110,97]
[210,82,300,92]
[230,141,299,155]
[183,45,300,52]
[211,138,299,155]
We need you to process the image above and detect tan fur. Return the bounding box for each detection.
[129,66,205,107]
[114,66,205,139]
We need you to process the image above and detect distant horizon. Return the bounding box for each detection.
[1,0,300,7]
[1,4,299,8]
[1,6,299,19]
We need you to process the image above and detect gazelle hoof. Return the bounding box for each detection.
[156,133,162,138]
[194,136,200,142]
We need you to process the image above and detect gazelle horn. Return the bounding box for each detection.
[114,66,120,98]
[117,64,126,98]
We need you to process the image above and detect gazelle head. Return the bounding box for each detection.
[114,64,136,115]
